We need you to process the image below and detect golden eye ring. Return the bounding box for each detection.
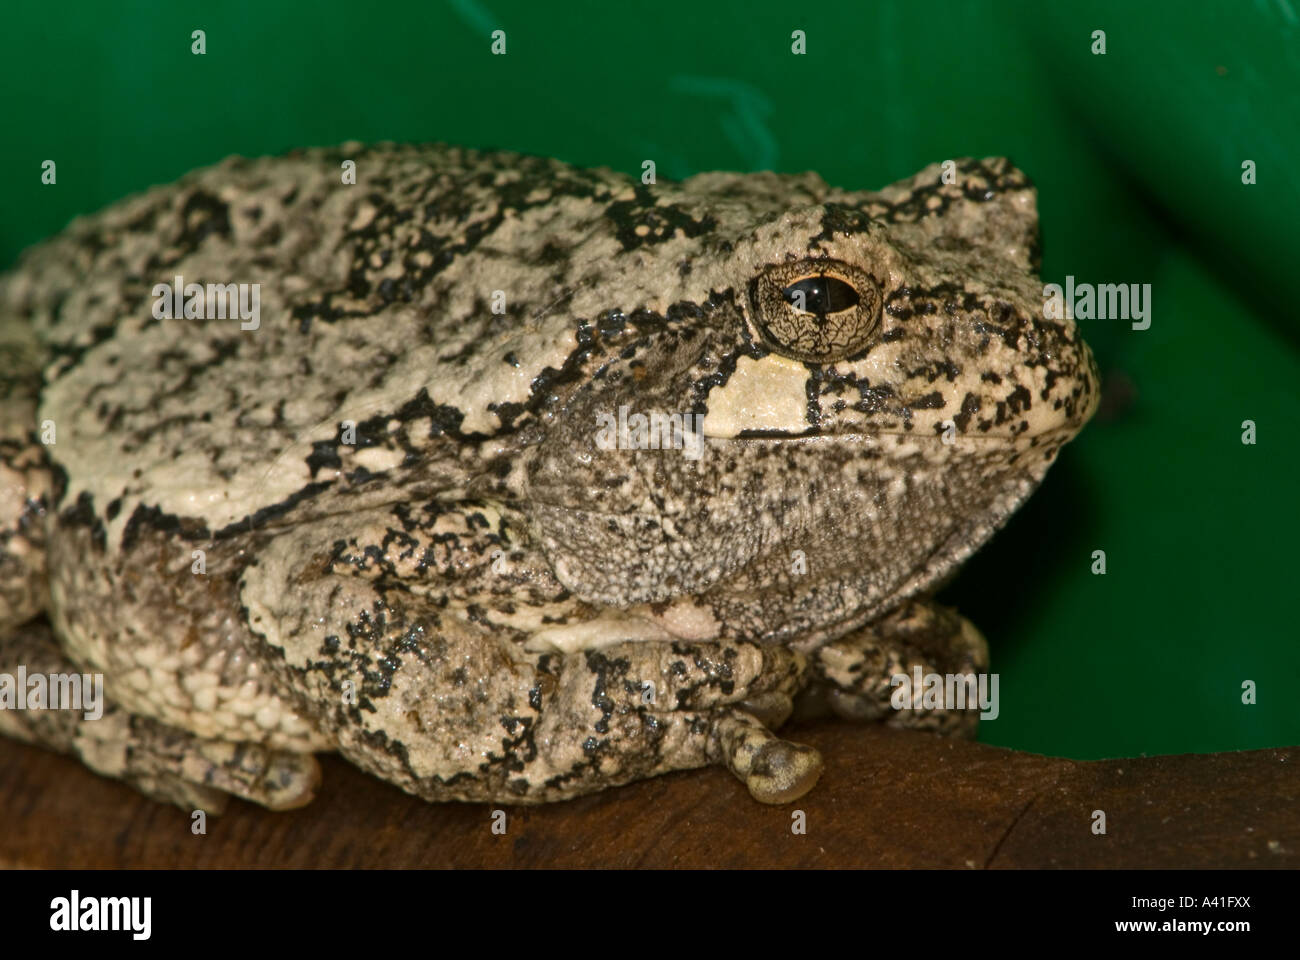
[747,258,881,363]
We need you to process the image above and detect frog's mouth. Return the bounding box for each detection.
[719,426,1082,445]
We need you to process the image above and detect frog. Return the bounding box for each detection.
[0,144,1098,812]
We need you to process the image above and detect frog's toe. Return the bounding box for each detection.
[258,751,322,810]
[174,739,322,811]
[738,691,794,729]
[711,709,823,804]
[73,716,321,813]
[59,702,321,813]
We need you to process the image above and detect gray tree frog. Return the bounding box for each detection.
[0,145,1097,811]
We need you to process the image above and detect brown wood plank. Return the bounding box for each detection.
[0,725,1295,868]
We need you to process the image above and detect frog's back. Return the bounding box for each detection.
[0,145,635,546]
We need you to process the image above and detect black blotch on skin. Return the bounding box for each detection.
[58,492,109,551]
[306,441,342,477]
[120,501,212,551]
[178,189,232,247]
[603,185,718,252]
[953,392,981,431]
[909,392,945,411]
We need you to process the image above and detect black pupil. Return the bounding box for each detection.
[782,275,859,314]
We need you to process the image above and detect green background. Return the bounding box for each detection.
[2,0,1296,760]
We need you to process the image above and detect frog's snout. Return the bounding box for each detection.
[1009,310,1100,442]
[1076,336,1102,428]
[1051,327,1101,438]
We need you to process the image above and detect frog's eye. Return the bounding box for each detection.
[747,259,881,363]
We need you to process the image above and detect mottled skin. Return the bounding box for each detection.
[0,144,1097,810]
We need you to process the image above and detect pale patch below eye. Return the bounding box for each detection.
[700,354,809,438]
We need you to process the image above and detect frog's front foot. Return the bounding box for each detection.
[520,636,823,804]
[806,598,989,738]
[711,708,823,803]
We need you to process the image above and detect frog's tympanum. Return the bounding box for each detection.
[0,146,1097,811]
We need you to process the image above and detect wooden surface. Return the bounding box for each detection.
[0,724,1295,868]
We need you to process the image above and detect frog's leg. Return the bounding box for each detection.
[0,618,320,812]
[805,598,989,737]
[1,311,318,812]
[239,501,823,804]
[0,317,50,635]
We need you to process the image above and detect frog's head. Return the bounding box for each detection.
[525,158,1098,623]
